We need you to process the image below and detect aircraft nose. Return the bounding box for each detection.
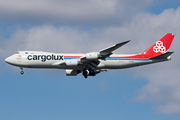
[5,56,14,64]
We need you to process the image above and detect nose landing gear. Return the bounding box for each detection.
[20,68,24,75]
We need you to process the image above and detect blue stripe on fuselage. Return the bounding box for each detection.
[64,58,150,61]
[64,58,77,60]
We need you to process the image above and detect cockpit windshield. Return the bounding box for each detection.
[16,52,19,54]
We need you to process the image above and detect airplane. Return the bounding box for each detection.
[5,33,175,78]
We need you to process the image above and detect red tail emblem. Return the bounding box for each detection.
[153,41,166,53]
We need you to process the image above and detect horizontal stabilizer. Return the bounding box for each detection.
[150,51,174,59]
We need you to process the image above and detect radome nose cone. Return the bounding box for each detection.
[5,57,12,64]
[5,58,8,63]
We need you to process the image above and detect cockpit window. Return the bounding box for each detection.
[16,52,19,54]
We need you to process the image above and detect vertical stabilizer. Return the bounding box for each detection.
[141,33,175,58]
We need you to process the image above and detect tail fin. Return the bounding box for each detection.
[141,33,175,58]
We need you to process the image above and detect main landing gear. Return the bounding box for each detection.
[83,69,88,78]
[20,68,24,75]
[82,69,97,78]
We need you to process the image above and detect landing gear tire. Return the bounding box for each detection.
[20,71,24,75]
[83,69,88,78]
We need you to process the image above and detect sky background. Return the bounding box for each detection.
[1,0,180,120]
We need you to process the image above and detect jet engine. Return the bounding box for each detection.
[65,59,79,66]
[85,52,99,60]
[66,69,80,76]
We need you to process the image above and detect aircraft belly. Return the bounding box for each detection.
[99,60,152,69]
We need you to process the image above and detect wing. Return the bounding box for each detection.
[80,40,130,61]
[99,40,130,58]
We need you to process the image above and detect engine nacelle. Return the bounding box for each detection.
[65,59,79,66]
[85,52,99,60]
[66,69,80,76]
